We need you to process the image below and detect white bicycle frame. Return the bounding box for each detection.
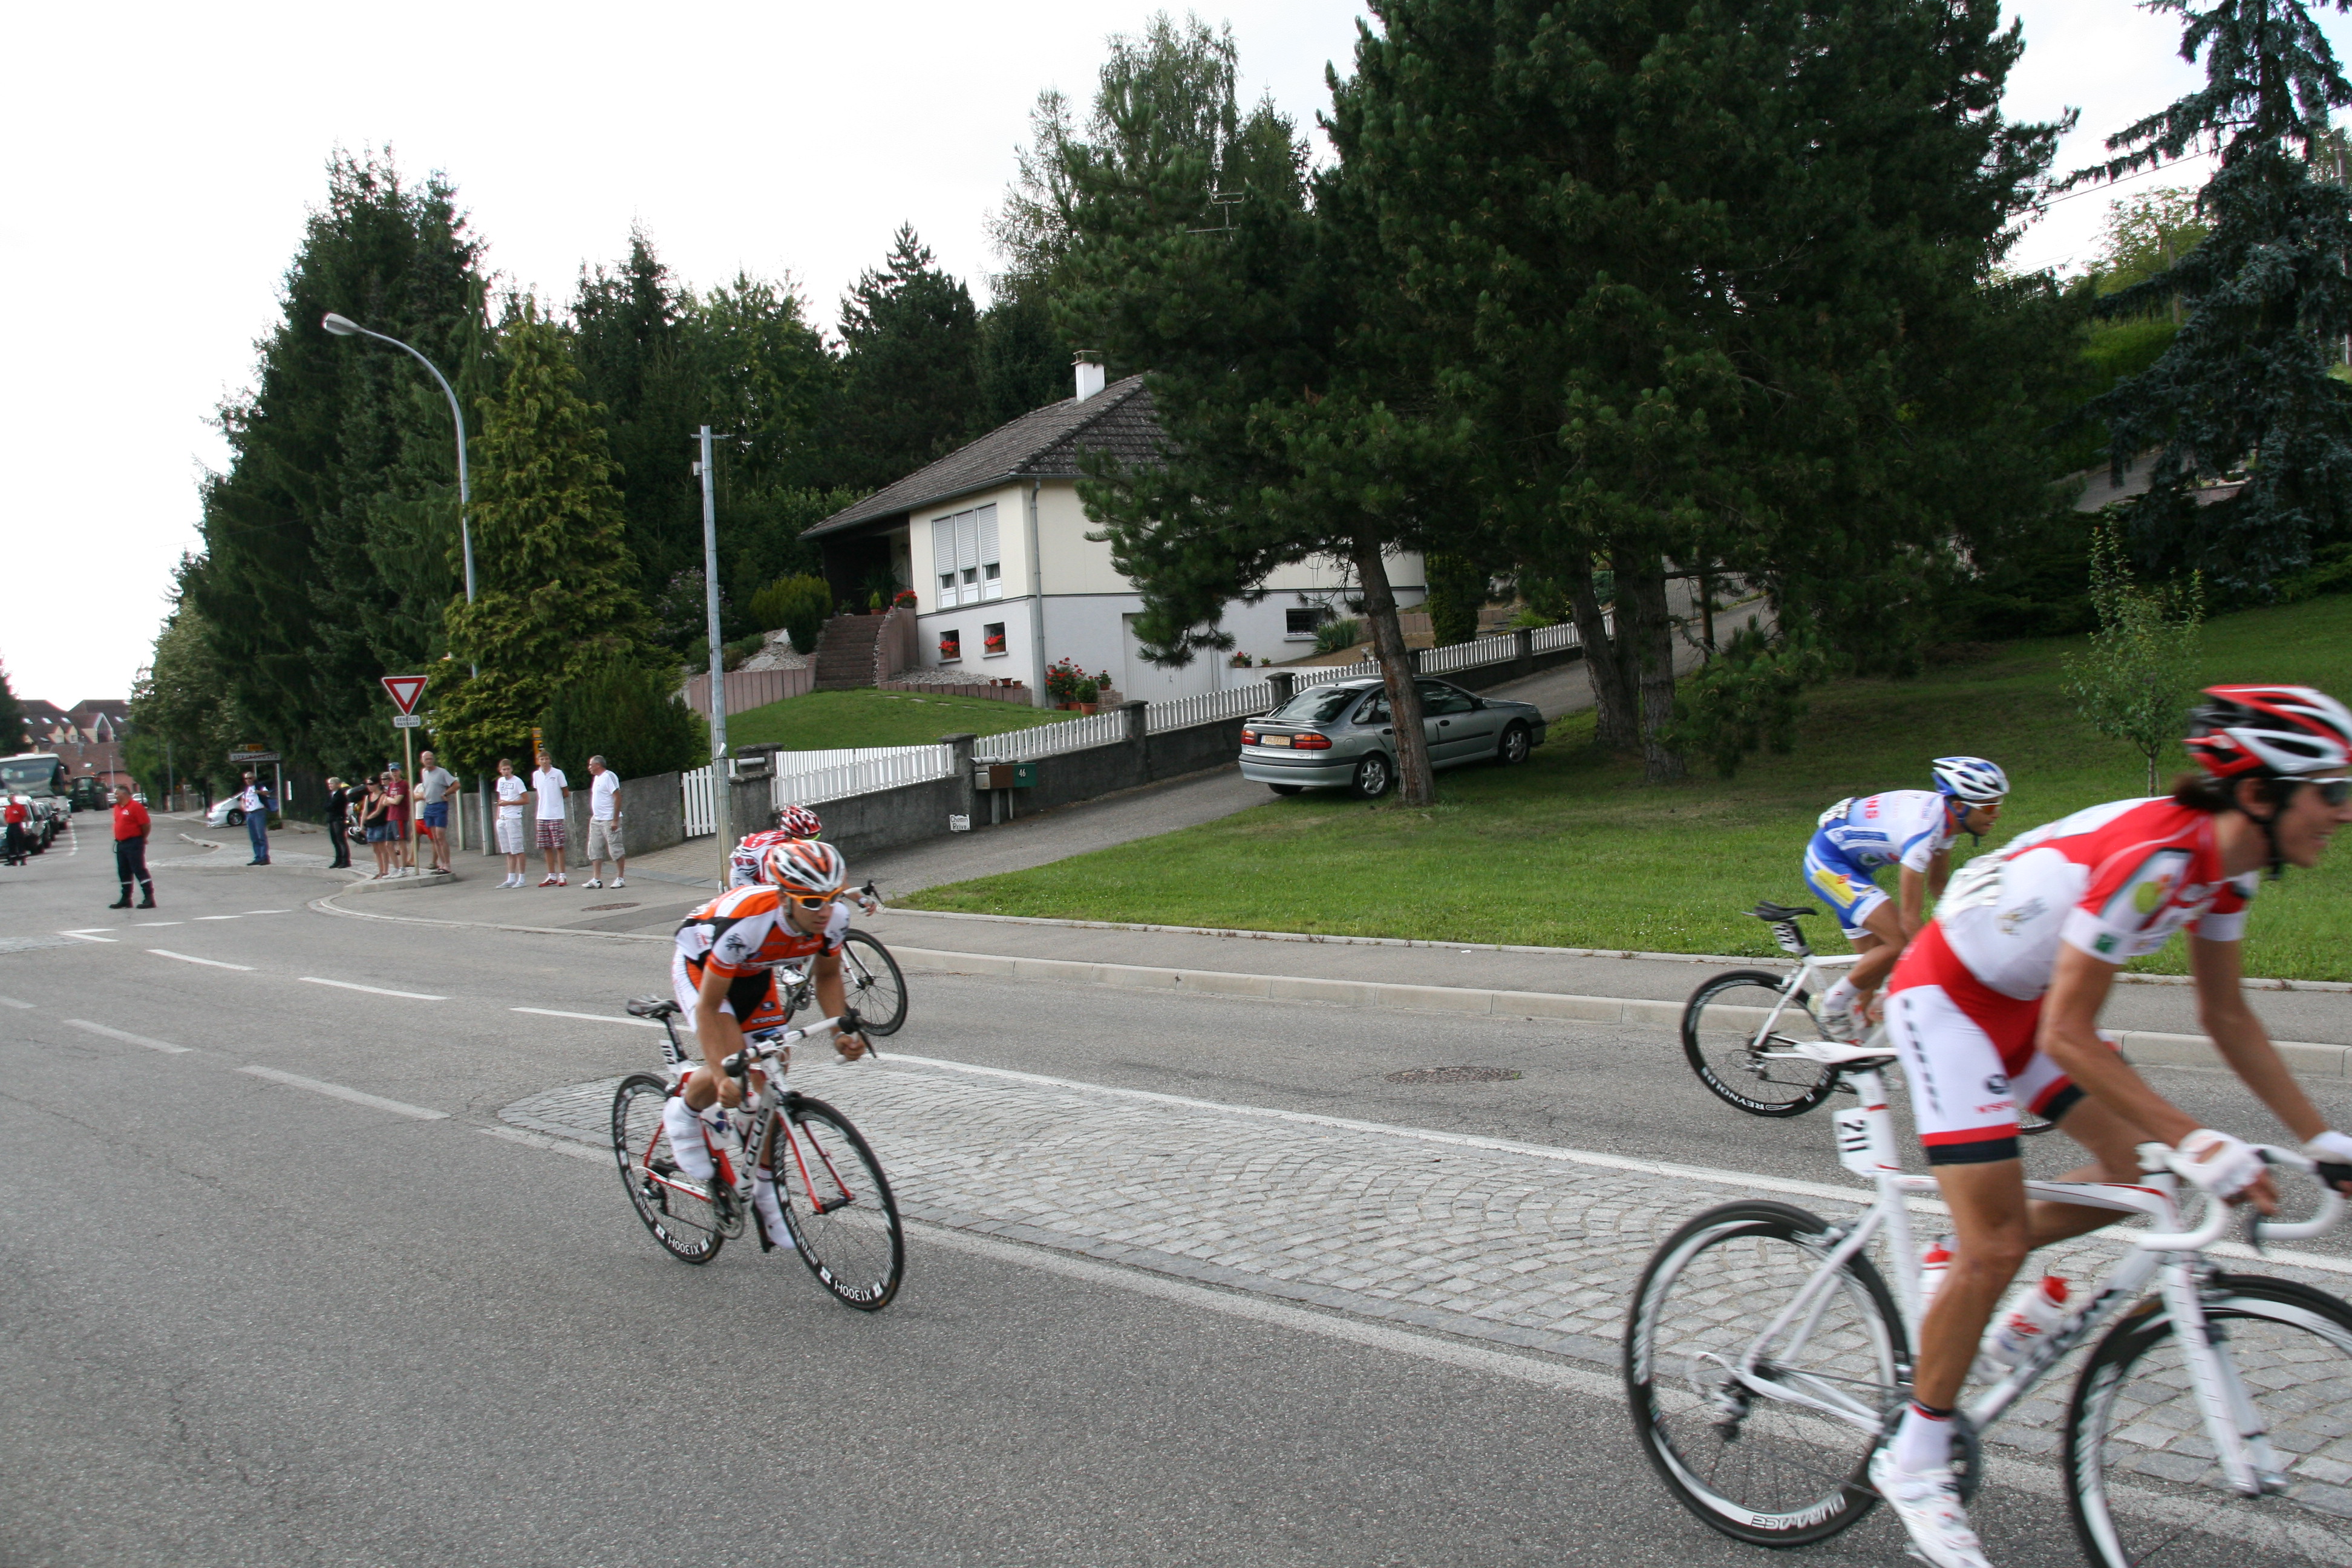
[1736,950,1859,1057]
[1726,1051,2344,1498]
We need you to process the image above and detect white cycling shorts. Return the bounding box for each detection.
[1884,984,2082,1166]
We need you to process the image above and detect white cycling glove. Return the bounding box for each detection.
[2175,1128,2265,1200]
[2303,1130,2352,1167]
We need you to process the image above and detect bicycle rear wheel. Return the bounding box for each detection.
[1682,970,1838,1117]
[612,1074,726,1264]
[2066,1274,2352,1567]
[1625,1200,1904,1546]
[840,930,907,1037]
[771,1093,903,1310]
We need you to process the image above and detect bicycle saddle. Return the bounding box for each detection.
[625,996,682,1020]
[1748,901,1820,923]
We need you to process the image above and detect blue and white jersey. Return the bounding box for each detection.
[1810,789,1962,875]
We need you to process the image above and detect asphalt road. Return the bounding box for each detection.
[3,814,2344,1566]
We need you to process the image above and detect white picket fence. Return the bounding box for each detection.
[1145,682,1277,735]
[769,745,956,808]
[974,708,1129,763]
[682,765,717,838]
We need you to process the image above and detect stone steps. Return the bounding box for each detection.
[811,614,886,691]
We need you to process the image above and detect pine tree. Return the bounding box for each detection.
[570,229,699,604]
[0,657,23,754]
[435,309,649,770]
[2079,0,2352,591]
[836,226,982,492]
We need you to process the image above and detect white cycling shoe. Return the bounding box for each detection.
[1869,1449,1991,1568]
[1818,996,1864,1044]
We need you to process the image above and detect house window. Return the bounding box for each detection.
[982,622,1007,658]
[1284,607,1328,640]
[932,503,1003,607]
[937,628,961,663]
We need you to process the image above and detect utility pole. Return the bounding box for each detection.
[697,425,730,878]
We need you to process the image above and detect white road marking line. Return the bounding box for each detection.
[236,1066,448,1120]
[196,915,241,921]
[299,976,447,1001]
[0,995,34,1010]
[149,949,254,971]
[57,929,119,942]
[479,1125,608,1162]
[133,921,183,927]
[510,1007,666,1029]
[64,1019,192,1054]
[244,909,290,914]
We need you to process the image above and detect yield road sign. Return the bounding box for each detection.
[381,675,428,715]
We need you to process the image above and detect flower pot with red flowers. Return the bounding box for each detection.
[938,631,961,662]
[893,589,919,610]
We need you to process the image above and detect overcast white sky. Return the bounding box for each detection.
[1,0,2336,709]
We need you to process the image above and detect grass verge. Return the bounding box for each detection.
[901,596,2352,981]
[728,687,1067,751]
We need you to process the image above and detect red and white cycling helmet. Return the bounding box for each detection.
[765,838,848,898]
[2186,685,2352,779]
[773,804,823,839]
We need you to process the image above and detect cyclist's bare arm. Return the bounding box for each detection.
[2040,941,2279,1210]
[811,951,869,1060]
[686,964,749,1111]
[1898,862,1933,937]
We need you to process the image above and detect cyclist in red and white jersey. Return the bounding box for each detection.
[662,838,871,1224]
[728,803,825,888]
[1869,686,2352,1568]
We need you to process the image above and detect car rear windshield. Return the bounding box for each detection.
[1265,685,1370,725]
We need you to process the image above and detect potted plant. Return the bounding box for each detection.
[1044,657,1090,708]
[893,589,918,611]
[938,632,961,662]
[984,632,1007,655]
[1228,650,1254,668]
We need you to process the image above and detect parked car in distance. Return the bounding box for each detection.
[1239,676,1546,800]
[7,794,54,853]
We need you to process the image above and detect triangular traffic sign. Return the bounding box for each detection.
[381,675,428,716]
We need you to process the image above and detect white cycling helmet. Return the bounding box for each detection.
[1931,756,2008,803]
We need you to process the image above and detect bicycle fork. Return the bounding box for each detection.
[2163,1266,2285,1497]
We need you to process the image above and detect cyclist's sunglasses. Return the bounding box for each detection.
[2307,777,2352,808]
[784,889,841,912]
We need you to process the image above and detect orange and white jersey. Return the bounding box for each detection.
[673,883,849,977]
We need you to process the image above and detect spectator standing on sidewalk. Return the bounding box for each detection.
[530,750,570,887]
[108,785,154,909]
[584,754,627,889]
[2,794,28,866]
[361,776,392,878]
[415,750,457,875]
[494,757,529,887]
[384,766,411,875]
[237,771,273,865]
[323,777,353,870]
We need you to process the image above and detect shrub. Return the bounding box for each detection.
[1661,624,1831,778]
[1313,617,1362,656]
[1044,659,1113,704]
[539,658,710,782]
[747,573,833,655]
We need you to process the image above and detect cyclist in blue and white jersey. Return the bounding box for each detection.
[1802,756,2010,1040]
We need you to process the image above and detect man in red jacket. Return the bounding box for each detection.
[110,785,154,909]
[2,794,28,866]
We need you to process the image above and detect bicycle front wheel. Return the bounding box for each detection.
[2066,1274,2352,1567]
[1625,1200,1904,1546]
[1682,970,1838,1117]
[839,930,907,1037]
[612,1074,726,1264]
[772,1094,904,1310]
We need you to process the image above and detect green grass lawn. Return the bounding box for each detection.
[728,687,1068,751]
[902,595,2352,981]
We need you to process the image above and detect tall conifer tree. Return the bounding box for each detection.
[436,309,647,769]
[835,226,983,492]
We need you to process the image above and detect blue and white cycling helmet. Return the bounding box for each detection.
[1931,756,2009,803]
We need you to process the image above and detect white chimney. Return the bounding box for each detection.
[1074,354,1106,401]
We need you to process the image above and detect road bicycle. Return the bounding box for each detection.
[610,996,904,1310]
[1682,901,2051,1134]
[1626,1034,2352,1567]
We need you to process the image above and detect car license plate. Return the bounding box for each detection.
[1259,734,1293,747]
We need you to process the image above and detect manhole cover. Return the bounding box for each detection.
[1383,1065,1523,1085]
[582,903,640,912]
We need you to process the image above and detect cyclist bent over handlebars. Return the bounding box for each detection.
[662,839,871,1225]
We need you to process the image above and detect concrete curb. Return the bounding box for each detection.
[307,891,2351,1076]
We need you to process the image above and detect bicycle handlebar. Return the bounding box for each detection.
[720,1008,866,1076]
[2134,1143,2346,1250]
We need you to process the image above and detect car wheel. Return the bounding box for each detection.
[1497,722,1532,765]
[1267,783,1305,796]
[226,809,244,826]
[1350,754,1393,800]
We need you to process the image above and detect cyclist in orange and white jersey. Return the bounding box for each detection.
[1869,686,2352,1567]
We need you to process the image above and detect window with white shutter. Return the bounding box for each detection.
[933,505,1005,607]
[977,504,1002,599]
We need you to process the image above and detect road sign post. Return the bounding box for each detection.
[382,678,427,874]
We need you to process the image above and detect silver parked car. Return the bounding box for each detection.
[1239,676,1547,799]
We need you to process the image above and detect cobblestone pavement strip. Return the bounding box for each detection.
[505,1052,2352,1483]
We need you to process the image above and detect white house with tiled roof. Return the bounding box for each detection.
[802,361,1425,705]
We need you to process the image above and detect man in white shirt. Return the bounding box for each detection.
[584,754,627,889]
[414,749,457,875]
[493,757,530,888]
[530,750,570,887]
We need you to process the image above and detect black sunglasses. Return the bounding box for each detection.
[2310,778,2352,808]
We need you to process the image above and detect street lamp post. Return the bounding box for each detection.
[322,312,489,864]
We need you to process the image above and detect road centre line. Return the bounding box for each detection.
[299,976,447,1001]
[133,922,183,927]
[0,995,34,1010]
[149,949,253,970]
[237,1065,448,1120]
[244,909,290,914]
[511,1007,665,1029]
[64,1019,191,1054]
[197,915,241,921]
[57,929,118,942]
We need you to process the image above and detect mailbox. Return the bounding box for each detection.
[979,763,1038,789]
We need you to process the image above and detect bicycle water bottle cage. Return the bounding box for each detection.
[1746,902,1820,958]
